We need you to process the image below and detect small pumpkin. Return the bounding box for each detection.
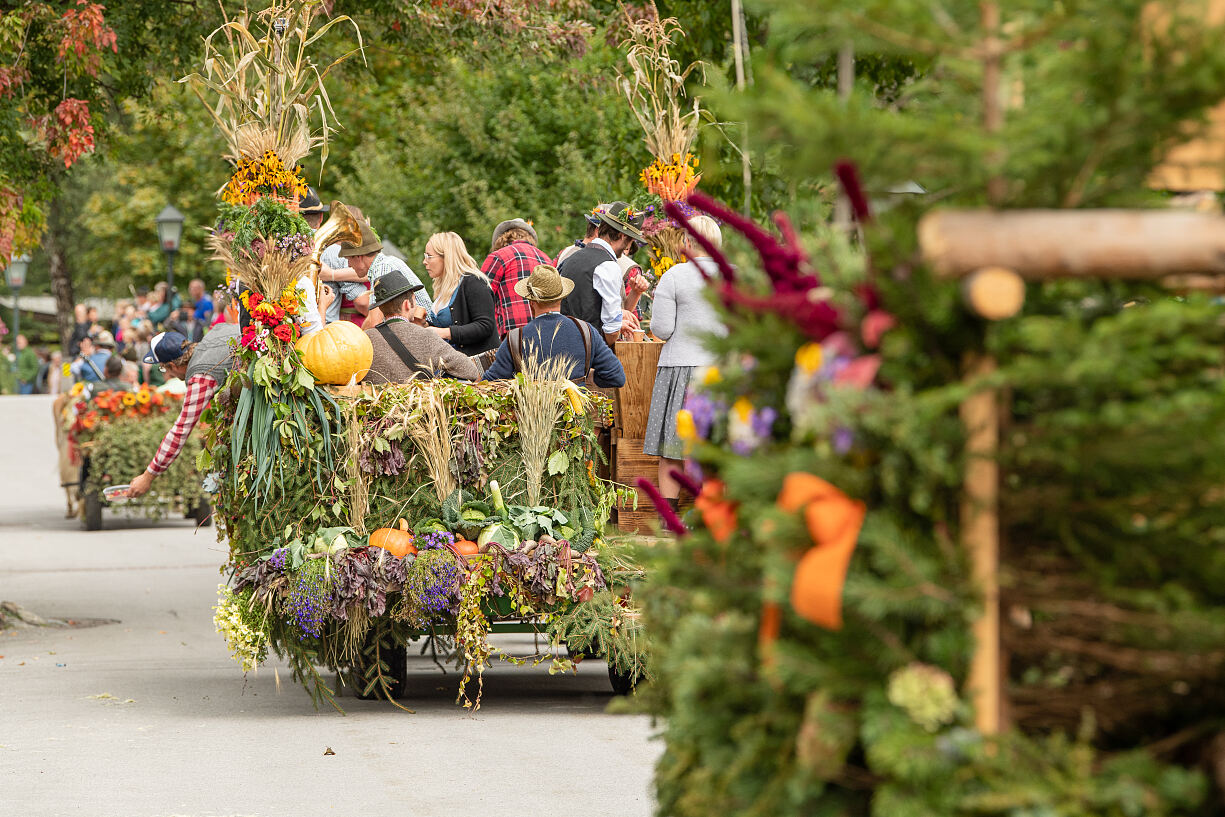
[453,538,479,557]
[295,320,373,385]
[369,518,416,558]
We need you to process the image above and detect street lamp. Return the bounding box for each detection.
[4,253,30,373]
[155,204,185,293]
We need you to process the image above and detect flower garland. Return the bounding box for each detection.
[65,385,180,440]
[238,285,305,352]
[220,150,308,208]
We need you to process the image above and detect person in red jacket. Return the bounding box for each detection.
[479,218,553,338]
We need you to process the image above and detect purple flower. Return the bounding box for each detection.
[268,547,288,573]
[684,392,722,440]
[751,406,778,438]
[833,427,855,454]
[417,530,456,551]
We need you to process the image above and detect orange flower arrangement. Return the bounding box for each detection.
[68,387,183,440]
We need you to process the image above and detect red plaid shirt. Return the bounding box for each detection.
[148,375,216,474]
[481,240,553,337]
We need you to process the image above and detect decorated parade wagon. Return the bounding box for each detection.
[60,383,209,530]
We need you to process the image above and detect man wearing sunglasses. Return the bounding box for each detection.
[125,323,240,500]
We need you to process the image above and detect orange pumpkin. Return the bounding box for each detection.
[369,518,417,558]
[295,319,373,385]
[453,538,479,557]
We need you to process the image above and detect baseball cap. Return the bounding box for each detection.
[143,331,187,365]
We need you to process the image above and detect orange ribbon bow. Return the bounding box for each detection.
[776,473,866,630]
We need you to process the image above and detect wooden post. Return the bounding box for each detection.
[961,354,1002,734]
[731,0,753,216]
[963,1,1005,736]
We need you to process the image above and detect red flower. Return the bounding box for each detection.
[240,325,259,348]
[272,323,293,343]
[246,292,263,309]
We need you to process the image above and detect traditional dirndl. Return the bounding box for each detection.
[643,365,695,459]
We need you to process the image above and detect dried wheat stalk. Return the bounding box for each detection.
[512,338,574,507]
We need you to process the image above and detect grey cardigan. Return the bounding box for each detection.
[650,257,727,368]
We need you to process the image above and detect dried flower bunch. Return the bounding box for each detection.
[617,10,704,170]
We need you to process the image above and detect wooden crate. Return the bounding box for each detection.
[613,434,659,534]
[613,340,663,438]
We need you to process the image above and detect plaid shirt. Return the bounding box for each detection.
[481,240,553,337]
[148,375,216,474]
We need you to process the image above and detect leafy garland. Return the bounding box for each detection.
[87,415,206,519]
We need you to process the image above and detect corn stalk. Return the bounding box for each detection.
[179,0,364,175]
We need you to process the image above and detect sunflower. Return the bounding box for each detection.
[136,389,151,405]
[122,392,138,407]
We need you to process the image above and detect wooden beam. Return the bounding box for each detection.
[919,209,1225,280]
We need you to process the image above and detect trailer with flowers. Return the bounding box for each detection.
[201,372,646,709]
[61,383,209,530]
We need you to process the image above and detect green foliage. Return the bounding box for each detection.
[335,48,644,260]
[216,200,312,256]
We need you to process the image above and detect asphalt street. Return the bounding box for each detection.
[0,395,660,817]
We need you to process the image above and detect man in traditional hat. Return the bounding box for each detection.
[558,201,644,346]
[481,265,625,388]
[480,217,553,338]
[361,270,481,384]
[125,322,242,500]
[341,219,433,326]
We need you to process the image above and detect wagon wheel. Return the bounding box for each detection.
[191,498,213,527]
[82,488,103,531]
[608,663,636,696]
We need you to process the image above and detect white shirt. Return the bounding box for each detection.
[295,275,324,336]
[589,237,625,335]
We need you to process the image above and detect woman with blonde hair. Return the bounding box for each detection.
[423,231,499,357]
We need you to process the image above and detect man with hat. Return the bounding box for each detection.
[481,264,625,388]
[480,217,553,338]
[558,201,644,346]
[125,321,242,499]
[362,269,480,384]
[340,219,432,326]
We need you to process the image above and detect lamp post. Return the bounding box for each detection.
[155,204,185,293]
[4,253,30,373]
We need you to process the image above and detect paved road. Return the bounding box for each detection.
[0,395,659,817]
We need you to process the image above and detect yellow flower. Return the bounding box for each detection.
[70,380,84,395]
[795,343,823,374]
[675,409,697,441]
[732,396,754,423]
[701,366,722,386]
[121,392,137,407]
[254,302,276,317]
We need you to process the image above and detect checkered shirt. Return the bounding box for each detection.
[481,240,553,337]
[148,375,216,474]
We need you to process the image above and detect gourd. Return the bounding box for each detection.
[295,320,373,385]
[369,518,416,558]
[453,538,480,557]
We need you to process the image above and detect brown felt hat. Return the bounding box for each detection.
[514,264,574,303]
[339,220,382,257]
[594,201,645,242]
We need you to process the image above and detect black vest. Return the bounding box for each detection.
[559,243,616,336]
